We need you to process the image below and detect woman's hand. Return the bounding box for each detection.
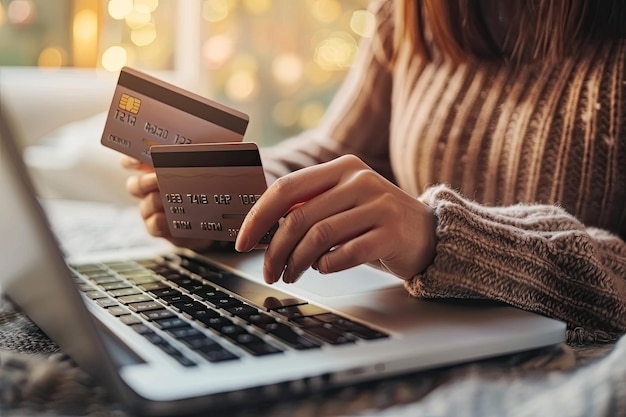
[122,156,214,252]
[235,155,437,284]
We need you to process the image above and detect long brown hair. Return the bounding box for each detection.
[394,0,626,63]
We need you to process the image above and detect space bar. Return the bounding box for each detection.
[201,272,307,311]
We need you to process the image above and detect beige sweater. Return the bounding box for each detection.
[261,0,626,342]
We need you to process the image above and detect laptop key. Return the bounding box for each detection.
[90,275,123,284]
[172,300,218,317]
[143,332,168,345]
[171,277,205,293]
[128,301,164,313]
[101,281,133,291]
[167,327,205,339]
[205,296,243,310]
[272,304,330,320]
[265,323,320,350]
[139,282,169,292]
[78,283,95,292]
[150,287,182,298]
[96,298,119,308]
[141,309,177,321]
[201,315,232,330]
[303,325,355,345]
[226,304,259,320]
[160,294,194,305]
[108,287,141,297]
[108,306,130,316]
[193,287,227,300]
[85,290,108,300]
[180,334,220,350]
[119,294,154,304]
[125,274,161,285]
[291,317,323,328]
[120,315,143,325]
[312,316,389,340]
[130,323,152,334]
[232,333,283,356]
[156,343,197,367]
[217,324,247,338]
[153,317,190,331]
[329,319,389,340]
[176,306,219,321]
[195,345,239,362]
[246,312,277,328]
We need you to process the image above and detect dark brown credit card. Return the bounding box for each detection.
[151,142,276,243]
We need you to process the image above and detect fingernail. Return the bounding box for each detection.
[263,265,279,284]
[291,271,304,284]
[283,267,304,284]
[235,236,250,252]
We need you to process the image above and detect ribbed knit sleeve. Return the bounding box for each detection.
[406,185,626,341]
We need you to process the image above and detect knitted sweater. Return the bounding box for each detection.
[261,0,626,341]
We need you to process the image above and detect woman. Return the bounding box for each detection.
[124,0,626,343]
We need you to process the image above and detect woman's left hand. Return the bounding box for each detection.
[235,155,437,284]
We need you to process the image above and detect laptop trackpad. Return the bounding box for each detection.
[286,265,402,297]
[211,252,402,297]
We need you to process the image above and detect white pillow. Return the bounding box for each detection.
[23,112,137,206]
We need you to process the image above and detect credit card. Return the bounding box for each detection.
[151,142,276,243]
[101,66,248,165]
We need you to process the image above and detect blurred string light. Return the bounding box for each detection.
[202,0,232,23]
[225,69,257,102]
[202,34,235,69]
[272,53,303,86]
[102,45,127,71]
[299,101,326,129]
[7,0,36,26]
[314,31,358,70]
[309,0,342,23]
[350,9,375,38]
[194,0,369,137]
[242,0,271,15]
[72,1,99,67]
[2,0,368,139]
[38,47,65,68]
[0,3,6,27]
[101,0,164,70]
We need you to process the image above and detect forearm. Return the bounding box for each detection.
[407,185,626,337]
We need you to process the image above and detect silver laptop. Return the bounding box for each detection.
[0,105,566,416]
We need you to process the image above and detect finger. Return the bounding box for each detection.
[236,156,361,252]
[139,191,163,220]
[265,185,361,283]
[126,172,159,198]
[282,204,377,283]
[144,211,169,237]
[314,227,387,275]
[121,155,153,172]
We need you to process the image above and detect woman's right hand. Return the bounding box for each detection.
[122,156,214,252]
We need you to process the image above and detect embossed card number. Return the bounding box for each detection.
[151,142,275,243]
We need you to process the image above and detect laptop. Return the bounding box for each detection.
[0,104,566,416]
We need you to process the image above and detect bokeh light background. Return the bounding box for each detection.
[0,0,372,145]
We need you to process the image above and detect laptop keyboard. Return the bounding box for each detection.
[70,253,389,367]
